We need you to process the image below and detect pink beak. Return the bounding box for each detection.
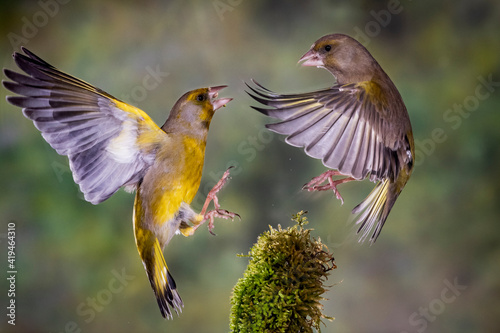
[209,85,232,111]
[298,49,323,67]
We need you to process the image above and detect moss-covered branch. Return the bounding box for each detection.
[230,211,336,332]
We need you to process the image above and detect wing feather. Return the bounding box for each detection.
[247,80,400,181]
[3,48,163,204]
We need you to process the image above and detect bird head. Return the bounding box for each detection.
[162,86,232,134]
[298,34,379,84]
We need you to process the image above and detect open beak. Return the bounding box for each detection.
[298,49,323,67]
[209,85,232,111]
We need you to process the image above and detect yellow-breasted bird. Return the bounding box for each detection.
[247,33,414,243]
[3,47,238,318]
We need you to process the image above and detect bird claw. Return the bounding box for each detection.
[203,209,240,236]
[302,170,341,191]
[196,166,239,235]
[304,183,345,205]
[302,170,354,205]
[330,185,345,205]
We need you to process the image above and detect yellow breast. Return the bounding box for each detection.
[136,134,206,228]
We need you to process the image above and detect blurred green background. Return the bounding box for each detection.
[1,0,499,332]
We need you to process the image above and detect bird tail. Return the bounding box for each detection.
[351,178,397,244]
[134,227,183,319]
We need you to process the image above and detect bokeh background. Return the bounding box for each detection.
[1,1,499,332]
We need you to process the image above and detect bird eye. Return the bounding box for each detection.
[196,94,206,102]
[324,45,332,52]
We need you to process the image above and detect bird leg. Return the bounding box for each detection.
[195,167,240,235]
[302,170,355,205]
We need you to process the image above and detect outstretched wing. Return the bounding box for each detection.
[247,80,406,182]
[3,47,166,204]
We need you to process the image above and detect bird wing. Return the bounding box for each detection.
[247,80,405,182]
[3,47,166,204]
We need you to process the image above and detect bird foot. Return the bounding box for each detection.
[302,170,355,205]
[195,166,240,235]
[203,209,240,236]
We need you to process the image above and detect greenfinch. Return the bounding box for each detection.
[3,47,238,318]
[248,33,414,243]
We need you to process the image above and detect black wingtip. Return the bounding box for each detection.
[244,79,260,96]
[3,68,17,81]
[245,81,279,106]
[17,47,48,65]
[250,105,272,116]
[246,79,276,96]
[246,79,275,114]
[12,48,22,58]
[13,46,54,71]
[248,79,272,91]
[246,89,269,105]
[12,52,36,74]
[2,81,17,94]
[5,96,25,108]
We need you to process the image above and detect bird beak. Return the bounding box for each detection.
[209,85,232,111]
[298,49,323,67]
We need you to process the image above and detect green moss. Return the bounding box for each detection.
[230,211,336,332]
